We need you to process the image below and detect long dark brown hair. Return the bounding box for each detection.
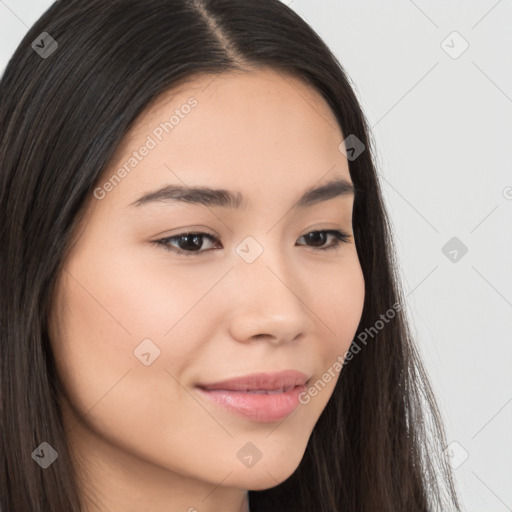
[0,0,460,510]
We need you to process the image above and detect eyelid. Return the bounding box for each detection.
[152,228,352,257]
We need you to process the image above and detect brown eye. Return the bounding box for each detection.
[155,232,220,256]
[154,229,351,257]
[296,230,352,251]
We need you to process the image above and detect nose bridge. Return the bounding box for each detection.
[226,233,311,343]
[235,232,295,298]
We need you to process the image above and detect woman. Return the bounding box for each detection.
[0,0,460,510]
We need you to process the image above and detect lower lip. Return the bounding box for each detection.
[196,385,307,422]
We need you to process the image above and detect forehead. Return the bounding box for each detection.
[95,67,350,211]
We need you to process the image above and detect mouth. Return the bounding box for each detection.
[195,370,311,423]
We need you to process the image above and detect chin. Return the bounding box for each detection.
[228,454,304,491]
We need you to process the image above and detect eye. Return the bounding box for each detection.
[296,230,352,251]
[154,232,221,256]
[153,229,352,256]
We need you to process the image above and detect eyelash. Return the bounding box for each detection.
[153,229,352,257]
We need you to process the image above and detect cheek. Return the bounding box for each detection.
[48,255,178,418]
[315,255,365,354]
[288,254,364,413]
[48,265,197,467]
[48,271,135,419]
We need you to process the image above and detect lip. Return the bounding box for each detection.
[196,370,310,423]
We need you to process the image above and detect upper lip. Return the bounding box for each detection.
[197,370,310,392]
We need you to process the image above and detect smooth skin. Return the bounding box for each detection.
[48,67,365,512]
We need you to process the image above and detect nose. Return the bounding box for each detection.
[225,249,313,346]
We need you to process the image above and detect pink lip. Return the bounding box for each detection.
[196,370,310,423]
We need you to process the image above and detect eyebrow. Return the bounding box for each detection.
[129,177,356,210]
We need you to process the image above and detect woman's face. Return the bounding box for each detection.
[49,68,365,508]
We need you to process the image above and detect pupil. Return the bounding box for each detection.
[179,234,202,251]
[306,232,325,246]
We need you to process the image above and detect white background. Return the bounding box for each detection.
[1,1,511,510]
